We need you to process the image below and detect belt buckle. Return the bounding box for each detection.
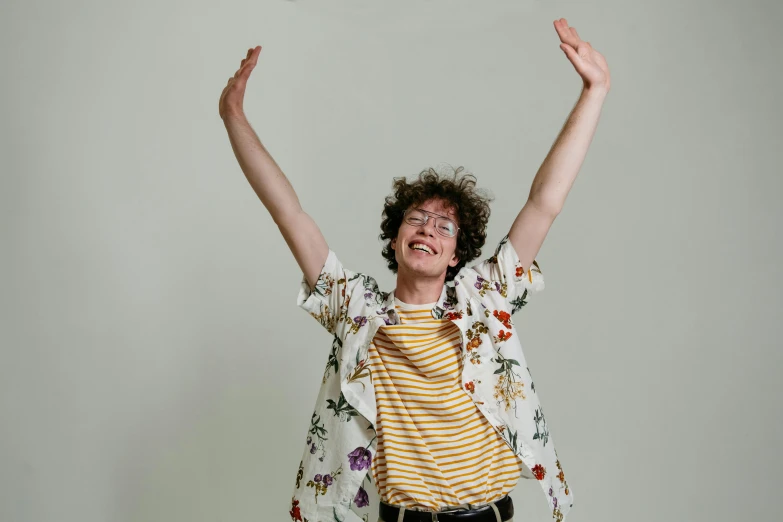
[430,502,472,520]
[432,504,470,522]
[440,504,470,514]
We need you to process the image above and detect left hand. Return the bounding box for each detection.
[554,18,611,92]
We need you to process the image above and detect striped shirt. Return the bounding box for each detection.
[368,298,523,510]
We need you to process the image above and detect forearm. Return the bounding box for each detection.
[223,111,303,224]
[528,87,607,214]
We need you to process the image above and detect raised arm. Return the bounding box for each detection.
[508,19,611,273]
[219,46,328,290]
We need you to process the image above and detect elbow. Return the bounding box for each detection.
[528,197,562,218]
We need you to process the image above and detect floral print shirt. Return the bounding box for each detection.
[289,235,573,522]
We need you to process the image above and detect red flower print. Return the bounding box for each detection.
[290,498,302,521]
[493,310,512,329]
[532,464,546,480]
[515,265,525,277]
[445,311,463,320]
[497,330,512,342]
[465,381,475,393]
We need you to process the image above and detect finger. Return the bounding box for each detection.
[576,41,591,59]
[234,64,247,79]
[238,60,256,83]
[554,19,568,41]
[569,27,583,49]
[239,58,256,78]
[239,47,260,75]
[230,47,259,84]
[243,47,261,74]
[554,19,579,48]
[250,45,261,65]
[238,47,256,70]
[234,72,252,93]
[560,18,574,38]
[560,43,580,64]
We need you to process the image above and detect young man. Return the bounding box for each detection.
[219,18,610,522]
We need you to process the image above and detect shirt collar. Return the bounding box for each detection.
[376,280,459,322]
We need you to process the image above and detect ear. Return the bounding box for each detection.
[391,238,397,250]
[448,254,460,267]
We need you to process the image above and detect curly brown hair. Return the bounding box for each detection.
[379,165,493,282]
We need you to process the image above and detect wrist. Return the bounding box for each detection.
[222,108,247,125]
[582,84,609,99]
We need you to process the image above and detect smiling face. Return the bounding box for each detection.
[391,198,460,280]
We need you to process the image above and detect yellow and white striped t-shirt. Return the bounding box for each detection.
[368,297,523,510]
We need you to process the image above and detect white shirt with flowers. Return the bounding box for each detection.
[288,235,573,522]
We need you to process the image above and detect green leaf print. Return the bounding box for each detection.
[533,406,550,447]
[326,392,359,422]
[308,411,329,460]
[510,292,528,314]
[323,335,342,383]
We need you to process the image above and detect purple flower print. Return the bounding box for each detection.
[553,497,558,508]
[494,281,501,292]
[354,486,369,508]
[323,474,333,486]
[474,276,485,289]
[353,316,368,328]
[310,443,316,454]
[314,474,322,483]
[347,447,372,471]
[364,292,373,300]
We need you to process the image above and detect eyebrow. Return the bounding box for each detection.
[415,207,456,221]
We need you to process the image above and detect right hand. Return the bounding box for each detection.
[219,46,261,121]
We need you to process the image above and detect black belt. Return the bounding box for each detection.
[379,495,513,522]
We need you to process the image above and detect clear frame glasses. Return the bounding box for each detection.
[403,208,460,238]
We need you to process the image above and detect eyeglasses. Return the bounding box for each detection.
[403,208,460,238]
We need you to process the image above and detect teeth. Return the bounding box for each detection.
[411,243,434,254]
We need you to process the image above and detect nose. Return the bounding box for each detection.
[419,217,437,236]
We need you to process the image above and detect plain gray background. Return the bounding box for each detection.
[2,0,781,521]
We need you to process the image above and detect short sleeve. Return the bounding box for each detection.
[469,234,544,314]
[296,250,348,334]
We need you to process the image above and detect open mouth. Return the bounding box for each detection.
[409,242,436,255]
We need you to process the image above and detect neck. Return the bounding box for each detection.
[394,267,446,305]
